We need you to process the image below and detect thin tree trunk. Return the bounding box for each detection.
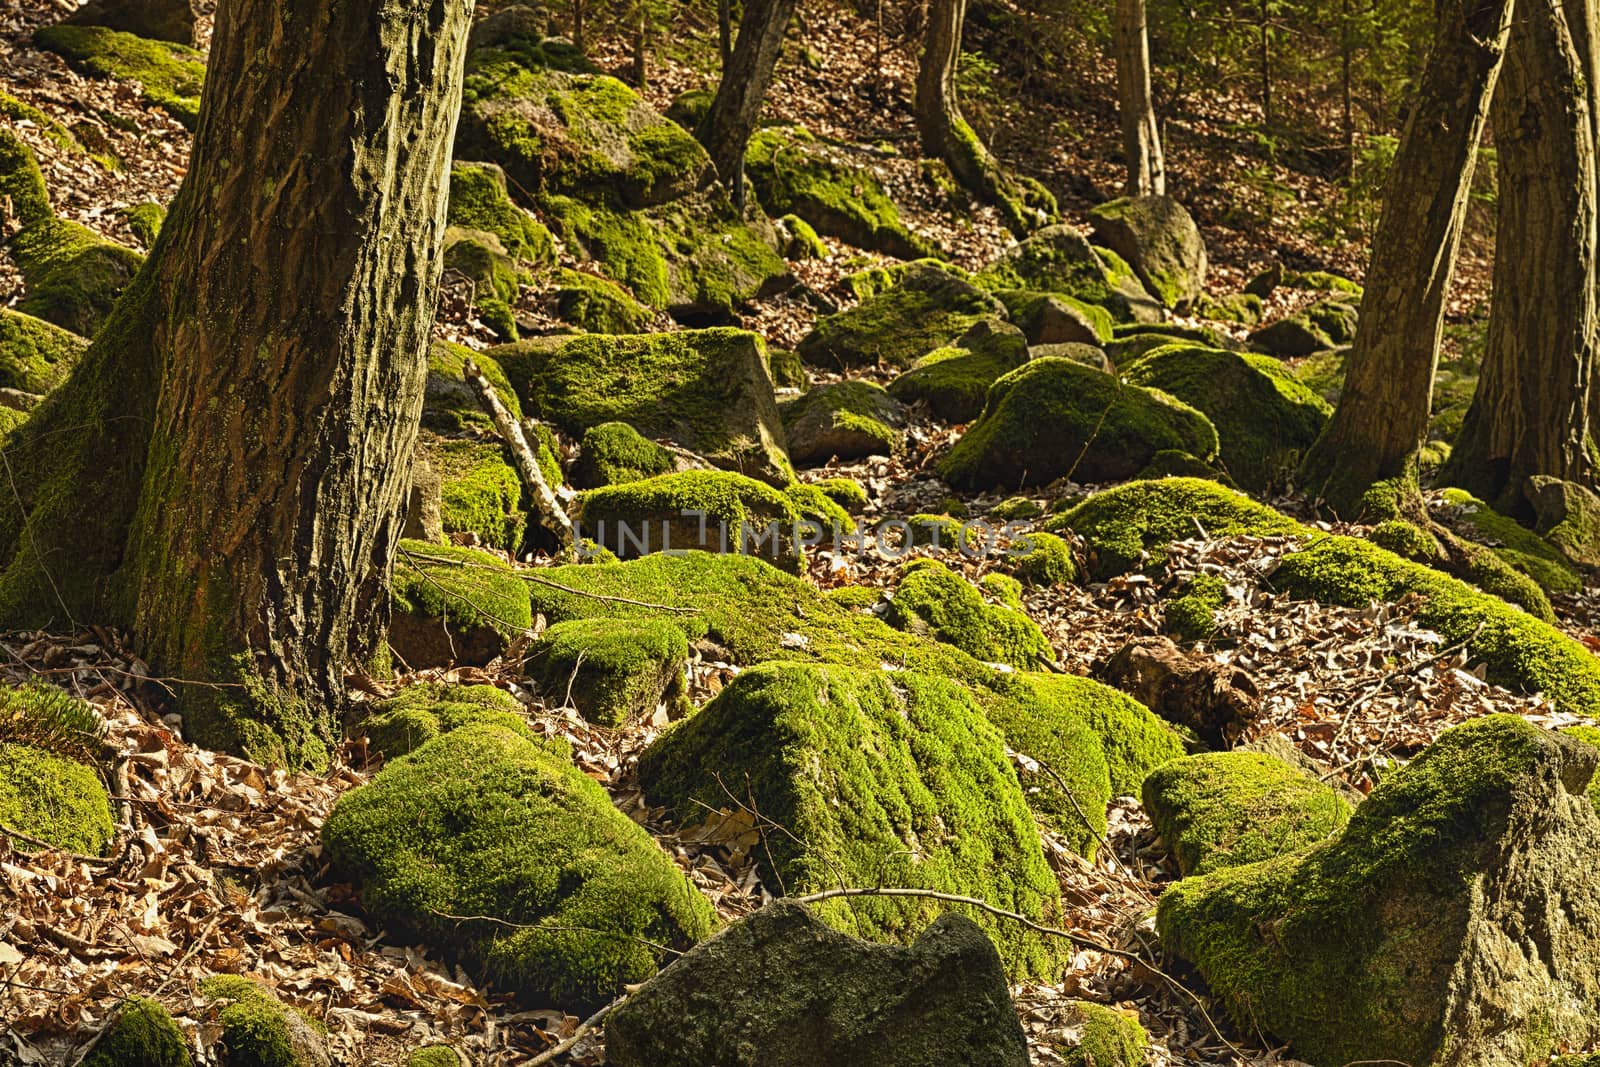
[1115,0,1166,197]
[633,5,649,87]
[573,0,585,51]
[718,0,733,67]
[1298,0,1514,515]
[701,0,800,210]
[1341,0,1356,183]
[1259,0,1272,127]
[0,0,471,766]
[1442,0,1600,514]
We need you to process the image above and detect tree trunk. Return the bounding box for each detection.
[573,0,585,51]
[1298,0,1514,515]
[915,0,1049,236]
[1259,0,1272,128]
[1442,0,1600,515]
[718,0,733,67]
[633,5,649,87]
[1114,0,1165,197]
[701,0,800,210]
[0,0,471,766]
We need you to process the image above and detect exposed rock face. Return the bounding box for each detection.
[780,380,903,465]
[1087,196,1208,310]
[1527,475,1600,569]
[605,901,1030,1067]
[66,0,195,46]
[1157,715,1600,1067]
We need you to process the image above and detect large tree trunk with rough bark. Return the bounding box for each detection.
[1443,0,1600,515]
[701,0,800,210]
[915,0,1050,236]
[1298,0,1514,516]
[0,0,472,767]
[1115,0,1165,197]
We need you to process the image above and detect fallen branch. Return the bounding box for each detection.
[0,823,118,867]
[526,995,623,1067]
[462,358,577,551]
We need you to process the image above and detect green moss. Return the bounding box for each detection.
[0,307,87,394]
[974,226,1141,319]
[1285,269,1363,297]
[815,476,868,512]
[532,617,688,726]
[83,997,191,1067]
[1164,572,1227,642]
[1047,477,1298,578]
[1368,519,1442,562]
[425,438,526,551]
[838,258,970,302]
[899,513,971,550]
[887,337,1028,424]
[1193,292,1264,326]
[938,359,1218,490]
[392,539,533,646]
[0,92,99,164]
[1441,488,1582,595]
[0,741,113,854]
[825,585,882,610]
[11,217,144,337]
[1250,297,1359,357]
[199,977,326,1067]
[780,379,900,462]
[121,201,165,248]
[1135,448,1234,486]
[664,88,713,130]
[1123,346,1331,492]
[1011,531,1076,587]
[765,346,809,390]
[33,25,204,128]
[1061,1002,1147,1067]
[1143,751,1352,876]
[448,161,554,265]
[444,227,522,304]
[884,559,1052,668]
[797,263,997,370]
[577,470,802,560]
[573,421,674,487]
[554,268,654,334]
[637,662,1061,980]
[783,482,855,533]
[997,289,1114,344]
[1290,346,1347,405]
[325,724,714,1013]
[990,496,1043,521]
[777,213,829,259]
[422,341,521,435]
[745,125,930,258]
[359,682,527,760]
[0,127,52,227]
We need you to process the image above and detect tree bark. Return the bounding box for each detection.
[1298,0,1514,516]
[0,0,472,766]
[1114,0,1165,197]
[1442,0,1600,515]
[701,0,800,211]
[718,0,733,68]
[915,0,1049,236]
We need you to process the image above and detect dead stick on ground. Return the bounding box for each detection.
[527,996,624,1066]
[463,358,577,550]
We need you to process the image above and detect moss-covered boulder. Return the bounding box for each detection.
[83,996,191,1067]
[10,216,144,337]
[420,438,526,551]
[745,124,930,259]
[1123,345,1331,492]
[815,476,869,513]
[356,682,527,761]
[531,617,687,725]
[421,341,521,435]
[606,900,1029,1067]
[1059,1002,1147,1067]
[442,226,521,340]
[553,268,654,334]
[886,317,1029,424]
[1441,487,1582,594]
[325,724,715,1013]
[938,358,1218,490]
[1157,716,1600,1067]
[776,213,829,259]
[779,380,902,465]
[199,977,330,1067]
[32,25,204,128]
[571,421,675,488]
[1087,196,1207,310]
[0,127,51,228]
[883,559,1052,669]
[1193,291,1264,326]
[1047,477,1298,578]
[638,662,1061,978]
[1250,297,1359,358]
[1528,475,1600,569]
[1002,672,1187,799]
[797,261,1001,370]
[0,307,86,395]
[65,0,193,44]
[0,741,113,855]
[1143,751,1352,876]
[1010,530,1076,587]
[576,470,803,560]
[495,328,793,485]
[998,289,1113,346]
[447,160,554,265]
[974,225,1162,323]
[390,541,532,668]
[1163,572,1227,641]
[765,345,809,390]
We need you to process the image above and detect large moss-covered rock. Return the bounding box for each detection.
[974,226,1161,323]
[1157,716,1600,1067]
[0,127,51,228]
[886,317,1029,423]
[421,437,526,551]
[531,617,687,725]
[1528,475,1600,569]
[447,160,554,265]
[553,268,654,334]
[421,342,522,435]
[797,261,1001,370]
[0,307,86,394]
[779,380,902,465]
[998,289,1113,346]
[1142,751,1352,876]
[390,541,533,668]
[571,421,676,488]
[1087,196,1207,310]
[65,0,194,47]
[32,25,204,128]
[745,125,930,259]
[606,901,1028,1067]
[495,328,793,486]
[1441,487,1582,594]
[0,740,113,855]
[324,724,715,1013]
[1250,298,1359,357]
[199,977,329,1067]
[10,217,144,337]
[356,682,528,761]
[938,358,1218,490]
[637,662,1061,978]
[1003,672,1187,799]
[443,226,522,340]
[884,560,1052,669]
[1122,344,1331,492]
[83,997,192,1067]
[576,470,802,560]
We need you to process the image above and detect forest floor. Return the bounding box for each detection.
[0,0,1577,1065]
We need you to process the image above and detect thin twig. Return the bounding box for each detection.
[0,823,117,866]
[526,995,623,1066]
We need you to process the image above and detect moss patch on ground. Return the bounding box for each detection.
[0,741,112,855]
[1164,572,1228,642]
[357,682,528,761]
[33,25,205,128]
[1060,1002,1148,1067]
[199,976,327,1067]
[83,997,191,1067]
[1011,531,1077,587]
[324,724,715,1014]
